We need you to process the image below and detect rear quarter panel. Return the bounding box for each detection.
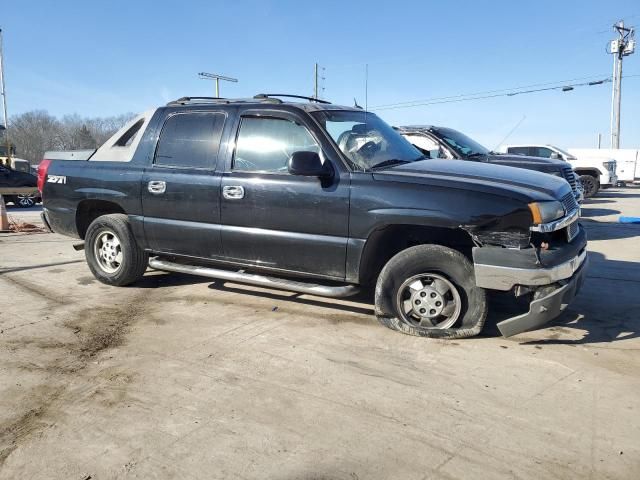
[43,161,144,238]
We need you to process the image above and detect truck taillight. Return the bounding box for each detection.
[37,159,52,193]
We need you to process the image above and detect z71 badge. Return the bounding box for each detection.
[47,175,67,184]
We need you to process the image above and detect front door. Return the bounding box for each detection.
[220,111,350,279]
[142,111,226,258]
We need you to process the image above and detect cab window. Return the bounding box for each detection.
[155,112,226,169]
[233,116,319,173]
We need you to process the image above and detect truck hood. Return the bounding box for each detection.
[373,159,571,202]
[484,153,568,169]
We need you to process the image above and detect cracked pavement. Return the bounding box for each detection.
[1,189,639,479]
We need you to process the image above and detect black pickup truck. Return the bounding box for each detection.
[39,95,588,338]
[397,125,584,203]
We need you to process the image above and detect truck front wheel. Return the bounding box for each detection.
[374,245,487,338]
[579,174,599,198]
[85,214,149,286]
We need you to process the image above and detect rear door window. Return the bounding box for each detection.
[507,147,529,156]
[155,112,226,169]
[531,147,553,158]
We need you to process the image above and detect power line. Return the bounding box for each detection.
[371,74,640,111]
[373,74,611,109]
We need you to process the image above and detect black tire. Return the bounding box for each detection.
[84,214,148,286]
[374,244,487,338]
[579,175,599,198]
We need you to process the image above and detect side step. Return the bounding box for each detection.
[148,258,360,298]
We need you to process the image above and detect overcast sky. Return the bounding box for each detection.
[3,0,639,149]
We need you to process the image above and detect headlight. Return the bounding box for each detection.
[528,201,564,224]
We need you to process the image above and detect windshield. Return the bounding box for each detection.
[312,110,424,171]
[553,146,575,159]
[432,127,489,158]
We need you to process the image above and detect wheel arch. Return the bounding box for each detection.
[574,168,600,179]
[357,224,475,286]
[76,199,126,239]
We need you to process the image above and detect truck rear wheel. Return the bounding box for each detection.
[85,214,148,286]
[579,175,599,198]
[374,245,487,338]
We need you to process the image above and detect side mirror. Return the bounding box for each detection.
[288,151,333,178]
[550,152,562,159]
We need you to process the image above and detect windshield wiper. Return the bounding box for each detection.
[466,152,487,158]
[369,159,413,171]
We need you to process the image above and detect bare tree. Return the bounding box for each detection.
[5,110,65,165]
[5,111,136,164]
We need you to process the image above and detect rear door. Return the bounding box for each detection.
[506,147,529,156]
[219,110,350,279]
[141,110,227,258]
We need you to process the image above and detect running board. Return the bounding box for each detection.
[148,258,360,298]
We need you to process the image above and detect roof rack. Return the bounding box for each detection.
[254,94,332,104]
[167,93,333,107]
[166,96,229,106]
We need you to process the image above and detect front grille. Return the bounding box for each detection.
[562,167,578,194]
[603,161,616,174]
[561,192,579,213]
[566,219,579,242]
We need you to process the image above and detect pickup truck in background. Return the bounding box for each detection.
[39,94,588,338]
[500,144,617,198]
[568,148,638,186]
[397,126,583,204]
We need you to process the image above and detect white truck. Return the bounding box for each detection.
[568,148,638,186]
[500,144,617,198]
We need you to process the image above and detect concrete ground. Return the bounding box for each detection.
[1,189,639,479]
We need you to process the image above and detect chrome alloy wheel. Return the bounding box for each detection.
[17,194,37,208]
[396,273,462,329]
[94,230,123,274]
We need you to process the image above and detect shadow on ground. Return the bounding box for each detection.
[132,244,640,344]
[580,207,621,217]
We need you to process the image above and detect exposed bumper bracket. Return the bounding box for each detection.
[497,259,588,337]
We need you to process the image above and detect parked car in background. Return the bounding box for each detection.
[0,162,40,207]
[568,148,638,187]
[500,144,617,198]
[39,95,588,338]
[397,126,583,203]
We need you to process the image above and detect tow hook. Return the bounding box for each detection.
[72,243,85,251]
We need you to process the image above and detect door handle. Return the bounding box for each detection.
[223,185,245,200]
[148,180,166,194]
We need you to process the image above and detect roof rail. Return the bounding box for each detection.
[254,94,332,104]
[166,96,230,106]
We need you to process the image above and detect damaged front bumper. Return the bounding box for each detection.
[472,226,588,337]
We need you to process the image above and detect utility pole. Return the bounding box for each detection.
[0,28,11,161]
[609,20,635,148]
[198,72,238,97]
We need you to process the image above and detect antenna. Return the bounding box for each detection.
[365,63,368,112]
[198,72,238,97]
[493,115,527,151]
